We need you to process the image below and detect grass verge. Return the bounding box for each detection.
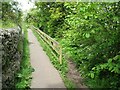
[16,24,33,89]
[32,29,76,89]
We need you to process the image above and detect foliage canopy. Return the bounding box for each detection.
[26,2,120,88]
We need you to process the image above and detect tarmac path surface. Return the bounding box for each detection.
[28,29,65,88]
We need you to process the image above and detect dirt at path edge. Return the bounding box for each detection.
[67,60,88,89]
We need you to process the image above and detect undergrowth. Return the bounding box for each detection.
[1,20,16,29]
[15,23,33,89]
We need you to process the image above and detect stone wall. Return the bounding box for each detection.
[0,28,2,89]
[0,26,23,88]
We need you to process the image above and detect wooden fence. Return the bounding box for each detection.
[32,26,62,64]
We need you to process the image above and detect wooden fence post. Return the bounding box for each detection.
[59,46,62,64]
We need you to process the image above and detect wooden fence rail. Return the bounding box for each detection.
[32,26,62,64]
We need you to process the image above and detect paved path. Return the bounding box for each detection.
[28,29,65,88]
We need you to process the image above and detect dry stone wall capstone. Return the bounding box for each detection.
[0,26,23,88]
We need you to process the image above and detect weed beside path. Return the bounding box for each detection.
[16,24,33,88]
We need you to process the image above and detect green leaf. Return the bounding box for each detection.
[85,33,90,38]
[92,67,96,70]
[91,30,95,33]
[91,73,94,79]
[17,73,22,78]
[108,58,112,63]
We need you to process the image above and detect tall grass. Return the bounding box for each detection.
[16,23,33,89]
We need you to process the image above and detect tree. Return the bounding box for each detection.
[1,1,22,26]
[26,2,120,88]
